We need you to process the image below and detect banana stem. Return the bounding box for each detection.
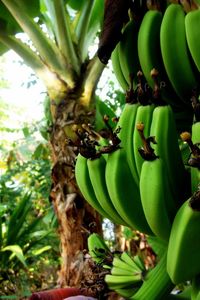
[180,0,192,12]
[136,123,158,160]
[75,0,94,62]
[190,0,200,10]
[180,132,200,157]
[80,56,105,107]
[52,0,80,76]
[147,0,162,11]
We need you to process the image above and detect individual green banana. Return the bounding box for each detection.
[133,255,146,273]
[112,256,142,274]
[117,101,140,186]
[87,233,111,264]
[111,43,129,91]
[87,155,128,226]
[118,18,140,88]
[121,252,146,273]
[120,252,139,269]
[105,148,153,235]
[185,4,200,73]
[75,153,112,219]
[137,8,183,109]
[160,3,198,104]
[140,157,173,242]
[167,190,200,284]
[150,104,188,210]
[105,273,142,289]
[111,266,136,277]
[133,103,155,178]
[130,252,174,300]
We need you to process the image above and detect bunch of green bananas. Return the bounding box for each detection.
[74,0,200,298]
[112,0,200,130]
[74,77,200,298]
[87,234,192,299]
[113,0,200,101]
[105,252,146,298]
[75,68,189,237]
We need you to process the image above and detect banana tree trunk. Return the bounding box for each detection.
[48,61,104,287]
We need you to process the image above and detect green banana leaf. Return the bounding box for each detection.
[0,217,2,249]
[6,193,32,245]
[31,245,51,256]
[84,0,104,58]
[0,0,40,55]
[75,0,104,61]
[16,216,44,245]
[1,244,27,268]
[24,229,53,253]
[0,0,40,33]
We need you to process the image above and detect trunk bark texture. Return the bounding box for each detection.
[49,75,103,287]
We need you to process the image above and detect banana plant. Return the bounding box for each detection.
[0,0,106,287]
[0,193,56,272]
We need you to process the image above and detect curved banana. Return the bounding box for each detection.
[87,155,128,226]
[167,190,200,284]
[120,252,138,268]
[118,19,140,88]
[130,252,174,300]
[133,103,155,178]
[137,8,183,109]
[150,104,188,211]
[160,3,198,104]
[105,148,153,234]
[121,252,145,273]
[112,256,142,274]
[111,43,129,91]
[117,101,140,186]
[75,153,113,220]
[105,273,142,289]
[111,266,136,276]
[140,157,174,242]
[185,5,200,73]
[133,255,146,272]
